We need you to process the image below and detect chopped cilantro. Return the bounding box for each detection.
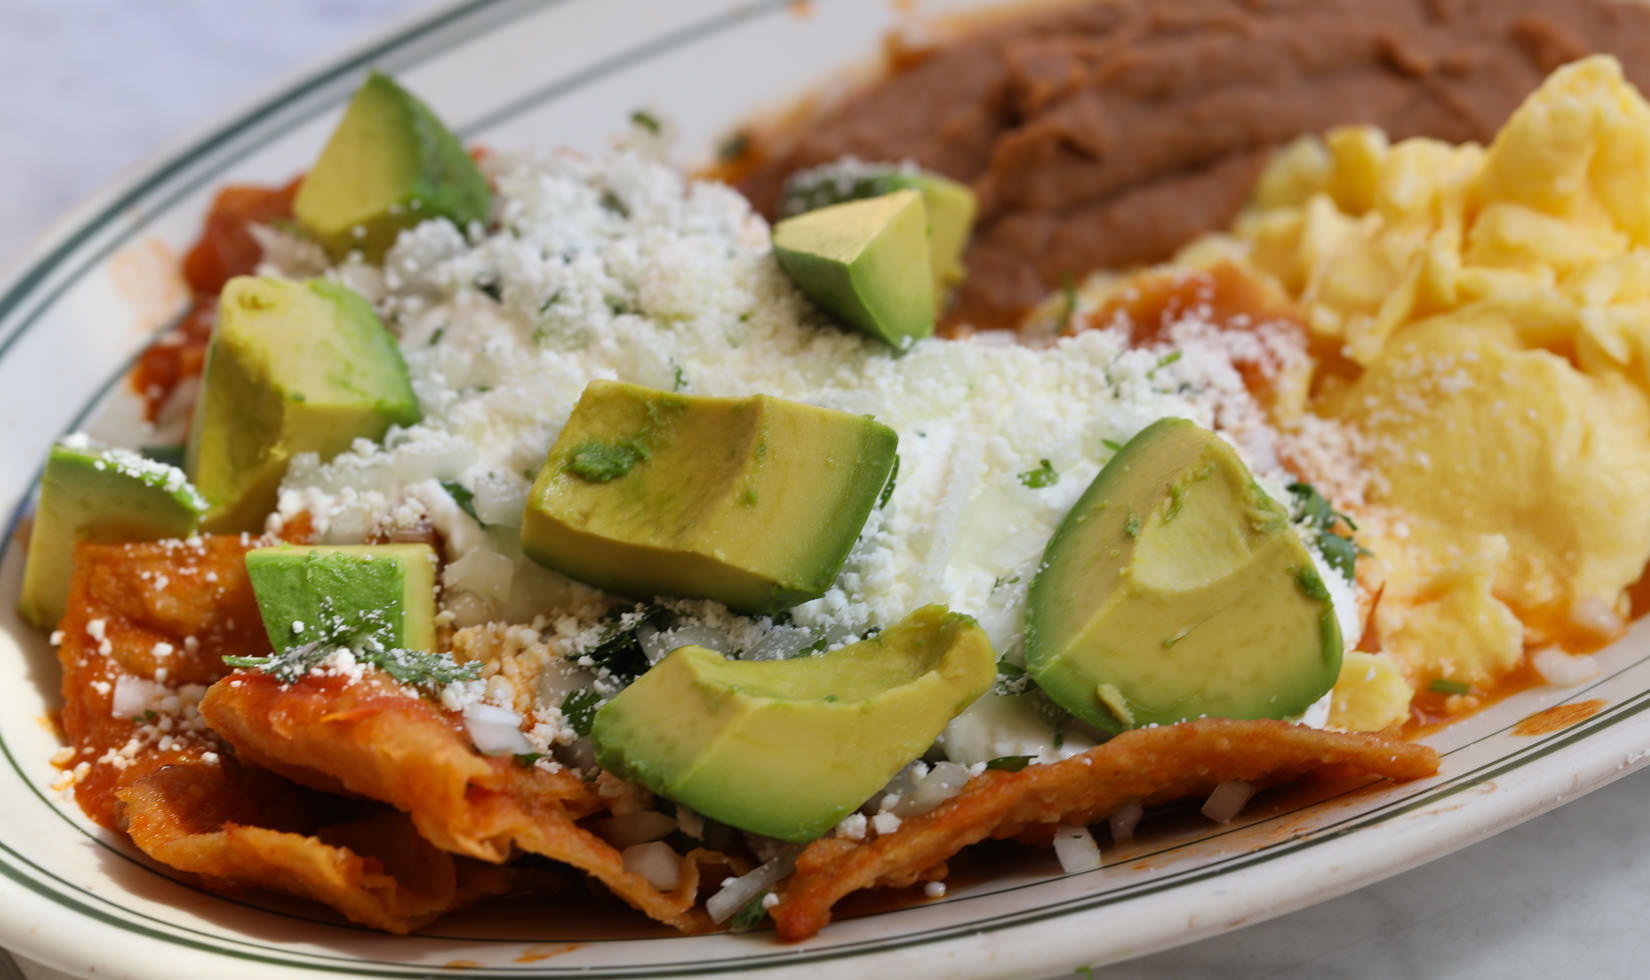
[1059,271,1078,334]
[537,291,562,315]
[1428,678,1471,696]
[1124,509,1142,539]
[583,604,675,684]
[993,660,1033,696]
[514,752,545,767]
[672,362,688,392]
[1102,439,1124,453]
[630,109,662,134]
[729,890,769,931]
[985,755,1034,772]
[1018,458,1058,489]
[564,440,646,482]
[223,644,480,688]
[130,709,157,724]
[1150,350,1182,376]
[476,279,503,302]
[428,324,447,346]
[877,454,900,510]
[561,688,602,737]
[441,480,483,524]
[1287,481,1368,582]
[1164,482,1187,523]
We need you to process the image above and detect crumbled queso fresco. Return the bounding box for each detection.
[260,148,1356,763]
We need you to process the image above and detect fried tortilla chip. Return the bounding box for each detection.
[55,534,272,827]
[200,669,713,932]
[771,719,1438,940]
[120,760,511,933]
[54,533,507,932]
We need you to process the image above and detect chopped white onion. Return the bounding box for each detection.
[1201,779,1257,823]
[462,701,533,756]
[1052,825,1101,874]
[1567,596,1624,643]
[1108,802,1144,844]
[1532,647,1601,687]
[706,853,796,923]
[743,624,820,661]
[640,623,731,664]
[621,841,681,891]
[895,761,972,816]
[111,675,166,719]
[443,547,515,604]
[598,811,678,848]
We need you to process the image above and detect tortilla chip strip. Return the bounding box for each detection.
[120,759,511,933]
[55,535,273,827]
[771,719,1438,941]
[200,670,713,933]
[56,534,505,932]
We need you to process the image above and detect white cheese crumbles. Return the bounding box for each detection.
[258,148,1359,763]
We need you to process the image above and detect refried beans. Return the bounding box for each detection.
[736,0,1650,331]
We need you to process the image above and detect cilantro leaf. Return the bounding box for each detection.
[1018,458,1058,489]
[562,688,602,737]
[729,890,769,932]
[985,755,1034,772]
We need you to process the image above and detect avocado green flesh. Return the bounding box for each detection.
[245,543,437,653]
[18,442,207,629]
[294,71,491,262]
[1025,418,1342,733]
[771,188,936,350]
[778,168,977,296]
[591,604,996,843]
[521,379,897,613]
[185,276,420,532]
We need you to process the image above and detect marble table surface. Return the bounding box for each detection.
[3,2,1649,978]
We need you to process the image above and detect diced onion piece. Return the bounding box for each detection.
[599,811,678,848]
[621,841,681,891]
[897,761,972,816]
[111,675,165,719]
[1567,596,1624,644]
[443,548,515,603]
[1052,825,1101,874]
[706,853,796,923]
[1108,802,1144,844]
[462,701,533,756]
[1532,647,1601,687]
[1201,779,1257,823]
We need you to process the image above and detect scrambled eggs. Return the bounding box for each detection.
[1225,55,1650,725]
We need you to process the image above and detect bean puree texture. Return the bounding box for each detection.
[738,0,1650,330]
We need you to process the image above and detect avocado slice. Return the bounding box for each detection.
[522,380,897,613]
[1024,418,1342,733]
[778,162,977,298]
[18,438,208,629]
[186,275,420,532]
[244,543,437,654]
[294,71,491,262]
[771,188,936,351]
[591,604,995,842]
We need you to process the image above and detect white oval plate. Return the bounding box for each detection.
[4,1,1650,977]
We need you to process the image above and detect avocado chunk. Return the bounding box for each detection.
[186,276,420,532]
[522,380,897,613]
[18,438,208,629]
[771,188,936,350]
[244,543,437,654]
[294,71,491,262]
[778,161,977,298]
[1024,418,1342,733]
[591,604,995,842]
